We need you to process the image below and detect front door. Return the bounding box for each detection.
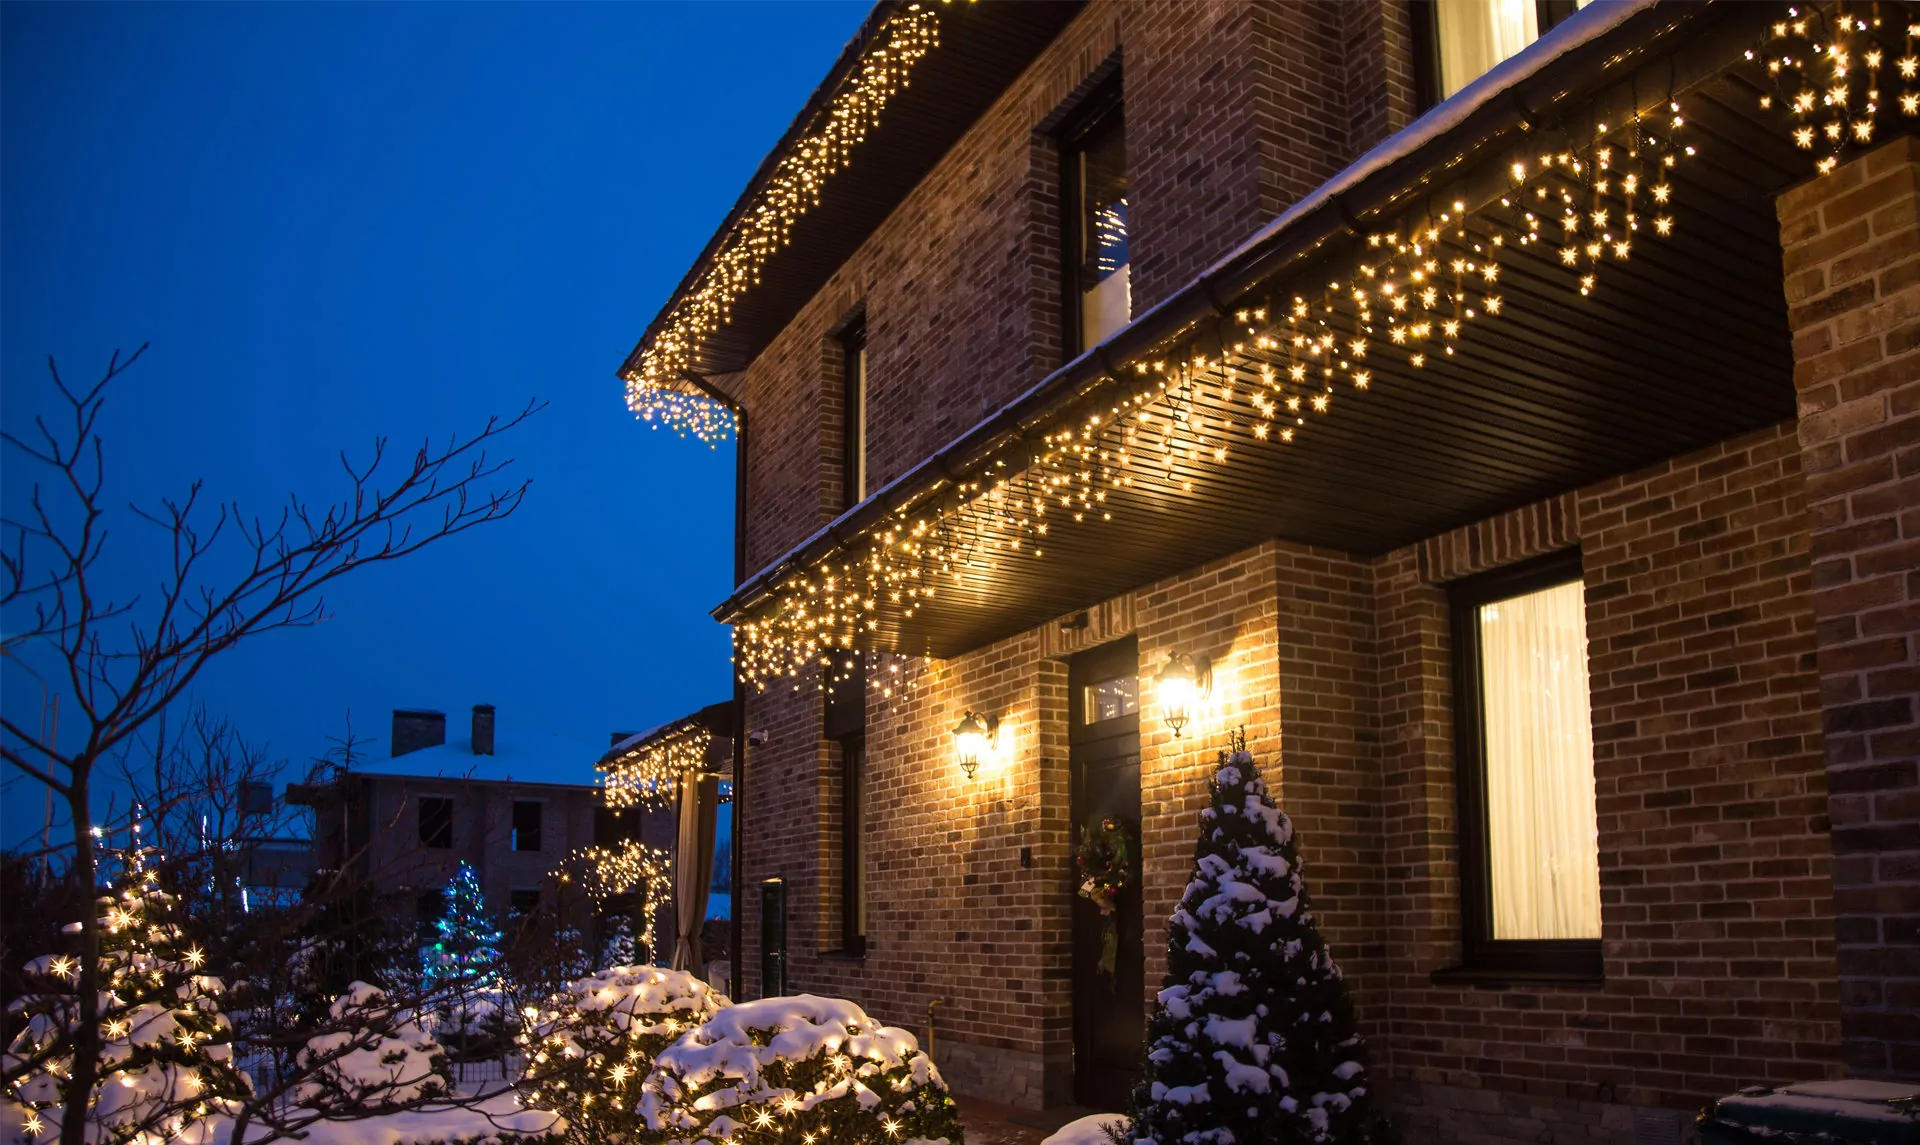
[1068,637,1143,1110]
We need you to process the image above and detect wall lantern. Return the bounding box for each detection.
[1154,651,1213,737]
[951,710,999,779]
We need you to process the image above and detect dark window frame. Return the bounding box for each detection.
[508,887,542,916]
[511,800,543,853]
[418,796,454,850]
[1056,72,1125,356]
[1409,0,1583,113]
[838,312,868,511]
[1441,547,1602,984]
[824,658,867,957]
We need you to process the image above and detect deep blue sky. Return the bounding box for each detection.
[2,2,864,847]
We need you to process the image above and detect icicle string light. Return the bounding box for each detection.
[729,97,1703,692]
[599,725,712,810]
[1749,3,1919,174]
[623,3,945,443]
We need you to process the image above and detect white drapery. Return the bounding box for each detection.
[1435,0,1539,98]
[671,773,719,971]
[1479,578,1602,940]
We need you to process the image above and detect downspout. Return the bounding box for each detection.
[682,373,750,998]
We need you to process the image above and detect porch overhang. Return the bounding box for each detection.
[715,1,1908,675]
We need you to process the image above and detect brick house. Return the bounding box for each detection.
[619,1,1917,1138]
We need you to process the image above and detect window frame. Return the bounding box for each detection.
[418,796,454,850]
[824,658,867,957]
[1444,547,1602,983]
[839,314,868,510]
[1409,0,1584,113]
[508,887,542,917]
[1057,73,1125,356]
[511,799,543,853]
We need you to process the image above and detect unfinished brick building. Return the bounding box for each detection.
[618,1,1918,1139]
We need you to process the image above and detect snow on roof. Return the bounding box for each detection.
[355,731,608,789]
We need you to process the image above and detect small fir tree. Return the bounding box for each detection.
[598,913,637,970]
[424,862,502,992]
[1126,745,1388,1145]
[2,847,251,1144]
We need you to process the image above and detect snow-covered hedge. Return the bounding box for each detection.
[635,994,961,1144]
[293,982,452,1113]
[516,965,725,1145]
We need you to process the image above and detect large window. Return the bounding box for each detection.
[1449,550,1601,979]
[826,660,867,955]
[511,800,543,852]
[1062,86,1129,353]
[840,316,868,509]
[418,796,453,850]
[1414,0,1586,107]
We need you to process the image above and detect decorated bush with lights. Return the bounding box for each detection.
[1125,747,1389,1145]
[515,965,725,1145]
[634,994,961,1145]
[291,981,452,1113]
[1,849,250,1144]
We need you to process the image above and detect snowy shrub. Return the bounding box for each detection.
[1126,749,1391,1145]
[516,965,725,1145]
[635,994,962,1144]
[293,981,452,1113]
[2,855,250,1144]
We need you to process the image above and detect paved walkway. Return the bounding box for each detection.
[954,1096,1110,1145]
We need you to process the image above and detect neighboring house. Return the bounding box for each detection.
[290,706,673,931]
[620,0,1916,1138]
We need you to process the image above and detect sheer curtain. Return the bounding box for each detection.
[1479,579,1601,940]
[1435,0,1538,98]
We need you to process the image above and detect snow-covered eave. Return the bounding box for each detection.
[713,0,1745,626]
[599,700,736,768]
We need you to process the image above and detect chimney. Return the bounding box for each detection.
[610,731,638,748]
[391,709,446,758]
[472,705,496,756]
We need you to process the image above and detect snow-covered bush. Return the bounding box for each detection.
[293,981,452,1113]
[1126,749,1390,1145]
[516,965,724,1145]
[2,853,250,1144]
[635,994,961,1145]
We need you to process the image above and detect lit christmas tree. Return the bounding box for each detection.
[1,846,251,1144]
[424,862,502,992]
[1126,744,1390,1145]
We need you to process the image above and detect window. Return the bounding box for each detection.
[840,316,868,508]
[1449,550,1601,979]
[511,800,543,852]
[1413,0,1587,108]
[1062,85,1129,353]
[415,890,446,932]
[1082,673,1140,724]
[825,660,866,955]
[509,888,541,916]
[418,796,453,849]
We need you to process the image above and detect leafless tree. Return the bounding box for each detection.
[0,345,541,1145]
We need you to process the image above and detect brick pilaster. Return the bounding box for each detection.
[1776,135,1920,1079]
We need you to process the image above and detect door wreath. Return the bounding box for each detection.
[1075,815,1135,978]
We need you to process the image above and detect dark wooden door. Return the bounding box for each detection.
[1069,637,1143,1110]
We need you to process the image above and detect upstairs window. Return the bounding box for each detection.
[1063,88,1129,353]
[840,316,868,508]
[1414,0,1587,107]
[512,800,543,852]
[1450,550,1601,979]
[418,796,453,850]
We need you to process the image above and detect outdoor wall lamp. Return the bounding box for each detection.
[1154,651,1213,737]
[951,710,999,779]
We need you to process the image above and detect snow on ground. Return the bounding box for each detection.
[1041,1113,1130,1145]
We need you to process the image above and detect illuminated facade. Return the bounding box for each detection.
[622,1,1919,1135]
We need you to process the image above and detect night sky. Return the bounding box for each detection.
[1,2,865,848]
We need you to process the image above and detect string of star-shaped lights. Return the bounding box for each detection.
[1749,3,1919,174]
[598,723,712,809]
[623,2,945,445]
[558,839,674,957]
[728,90,1700,694]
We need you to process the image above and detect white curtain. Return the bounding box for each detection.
[671,773,718,971]
[1479,579,1601,940]
[1435,0,1538,98]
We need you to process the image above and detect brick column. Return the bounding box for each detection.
[1776,135,1920,1080]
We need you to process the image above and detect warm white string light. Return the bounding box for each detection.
[599,725,712,810]
[624,3,945,444]
[1750,4,1918,174]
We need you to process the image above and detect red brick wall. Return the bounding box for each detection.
[1776,136,1920,1078]
[1374,423,1842,1110]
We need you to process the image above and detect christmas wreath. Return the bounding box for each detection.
[1075,815,1135,978]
